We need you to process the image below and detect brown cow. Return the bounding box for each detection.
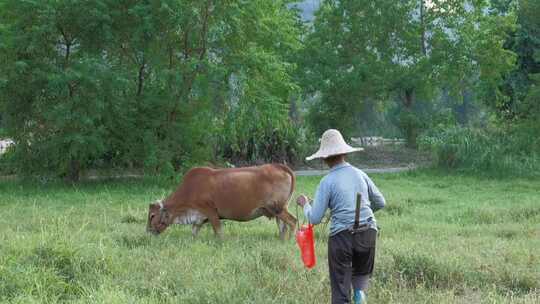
[146,164,297,239]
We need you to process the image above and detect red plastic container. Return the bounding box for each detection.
[296,224,316,268]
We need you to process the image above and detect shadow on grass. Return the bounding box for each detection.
[115,234,153,249]
[120,214,145,224]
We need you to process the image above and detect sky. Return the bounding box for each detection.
[294,0,441,22]
[293,0,321,22]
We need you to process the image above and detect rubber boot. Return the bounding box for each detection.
[353,289,366,304]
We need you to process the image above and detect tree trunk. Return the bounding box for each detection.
[457,88,473,125]
[420,0,427,56]
[59,28,81,182]
[136,58,146,97]
[66,159,80,183]
[404,88,415,108]
[288,97,299,124]
[401,88,419,148]
[168,1,212,125]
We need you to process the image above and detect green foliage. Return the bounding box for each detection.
[397,109,425,148]
[498,0,540,121]
[213,0,304,164]
[0,0,304,181]
[416,0,539,175]
[419,125,540,176]
[1,0,537,178]
[299,0,516,145]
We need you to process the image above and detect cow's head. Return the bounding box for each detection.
[146,200,171,235]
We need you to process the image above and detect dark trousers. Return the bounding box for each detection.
[328,228,377,304]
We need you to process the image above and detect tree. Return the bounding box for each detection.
[216,0,303,163]
[0,0,115,181]
[511,0,540,152]
[0,0,303,181]
[498,0,540,120]
[300,0,515,146]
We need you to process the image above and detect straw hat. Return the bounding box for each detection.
[306,129,364,161]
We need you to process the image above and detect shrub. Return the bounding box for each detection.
[218,118,310,166]
[419,126,540,176]
[0,0,304,181]
[0,148,15,175]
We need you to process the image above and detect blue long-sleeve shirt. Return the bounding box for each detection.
[303,162,386,236]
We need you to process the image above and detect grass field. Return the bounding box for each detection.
[1,170,539,303]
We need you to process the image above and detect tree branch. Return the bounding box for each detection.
[136,55,146,97]
[57,25,72,68]
[199,0,212,60]
[420,0,427,56]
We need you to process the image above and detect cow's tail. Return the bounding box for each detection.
[275,163,296,205]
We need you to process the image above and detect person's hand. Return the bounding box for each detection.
[296,195,310,207]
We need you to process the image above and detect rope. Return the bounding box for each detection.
[295,198,301,230]
[295,196,311,228]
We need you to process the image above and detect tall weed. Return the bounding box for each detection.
[419,126,540,176]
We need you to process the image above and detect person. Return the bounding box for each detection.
[296,129,386,304]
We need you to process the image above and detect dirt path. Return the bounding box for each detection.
[294,166,415,176]
[0,166,416,182]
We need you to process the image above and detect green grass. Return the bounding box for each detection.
[1,171,539,303]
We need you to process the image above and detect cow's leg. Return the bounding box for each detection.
[276,218,287,240]
[282,209,298,240]
[191,222,205,237]
[208,214,223,239]
[276,209,297,240]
